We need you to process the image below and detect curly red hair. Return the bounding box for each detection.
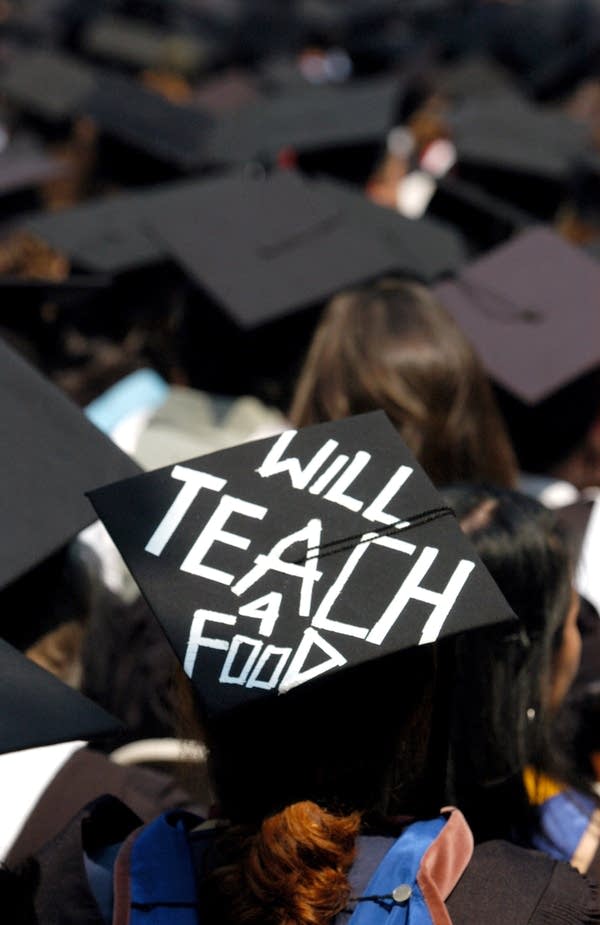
[203,801,361,925]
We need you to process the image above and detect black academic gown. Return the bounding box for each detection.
[20,796,600,925]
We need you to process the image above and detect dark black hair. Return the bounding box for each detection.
[441,484,594,841]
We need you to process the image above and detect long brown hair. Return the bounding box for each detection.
[289,278,517,487]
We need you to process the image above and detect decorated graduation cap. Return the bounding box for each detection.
[435,226,600,405]
[0,638,120,754]
[0,337,139,592]
[89,411,516,719]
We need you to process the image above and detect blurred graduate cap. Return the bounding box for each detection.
[205,75,403,180]
[0,638,121,754]
[0,336,139,592]
[427,174,536,253]
[24,189,163,275]
[81,12,220,76]
[435,55,518,102]
[24,169,465,292]
[435,227,600,471]
[145,169,466,329]
[0,49,96,123]
[435,227,600,406]
[0,131,67,220]
[0,132,66,197]
[448,94,593,220]
[89,411,516,719]
[83,71,215,173]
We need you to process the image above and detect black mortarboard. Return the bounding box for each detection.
[81,13,218,75]
[24,191,163,274]
[299,0,402,39]
[435,55,518,101]
[427,174,535,253]
[0,49,96,122]
[435,227,600,405]
[312,176,467,282]
[448,95,592,219]
[205,76,402,171]
[84,71,215,173]
[0,133,65,196]
[0,337,139,590]
[145,169,463,329]
[89,411,516,719]
[0,638,120,754]
[450,95,590,180]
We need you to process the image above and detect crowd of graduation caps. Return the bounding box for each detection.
[2,0,600,919]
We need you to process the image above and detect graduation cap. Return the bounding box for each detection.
[434,227,600,406]
[427,174,536,253]
[0,638,120,754]
[0,336,140,591]
[0,133,66,197]
[435,55,518,102]
[449,95,590,180]
[448,95,592,219]
[81,13,218,75]
[83,71,215,172]
[205,76,402,170]
[24,190,163,275]
[299,0,403,39]
[89,411,516,719]
[0,49,96,122]
[145,169,464,330]
[313,175,467,282]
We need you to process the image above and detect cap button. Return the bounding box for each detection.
[392,884,412,904]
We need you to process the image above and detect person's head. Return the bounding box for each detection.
[442,484,584,819]
[289,278,517,487]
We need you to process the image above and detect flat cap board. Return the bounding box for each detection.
[24,168,464,287]
[299,0,402,34]
[89,411,516,718]
[0,639,120,755]
[0,134,66,195]
[205,76,402,165]
[23,178,232,275]
[435,227,600,405]
[435,56,518,100]
[449,96,592,180]
[0,49,96,121]
[144,169,402,327]
[313,176,467,281]
[24,190,164,274]
[83,72,215,171]
[428,175,536,251]
[0,337,140,589]
[81,13,215,74]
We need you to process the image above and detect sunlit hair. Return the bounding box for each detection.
[289,278,517,487]
[201,802,360,925]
